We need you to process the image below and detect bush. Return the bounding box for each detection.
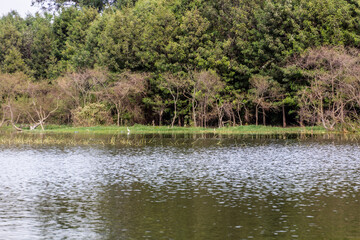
[72,103,113,126]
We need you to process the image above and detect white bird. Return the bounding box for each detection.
[127,127,130,135]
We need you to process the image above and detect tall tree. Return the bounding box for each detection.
[96,8,142,71]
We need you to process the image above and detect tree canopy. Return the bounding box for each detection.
[2,0,360,130]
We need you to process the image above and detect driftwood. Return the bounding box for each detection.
[28,100,59,131]
[11,122,23,131]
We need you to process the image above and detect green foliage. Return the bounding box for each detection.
[96,8,141,71]
[51,7,99,73]
[1,47,29,74]
[2,0,360,128]
[25,14,55,79]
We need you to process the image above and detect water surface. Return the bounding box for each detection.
[0,134,359,239]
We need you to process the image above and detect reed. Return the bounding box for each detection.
[0,133,149,147]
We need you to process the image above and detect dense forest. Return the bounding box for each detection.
[2,0,360,130]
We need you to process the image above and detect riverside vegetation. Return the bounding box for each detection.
[0,124,329,145]
[2,0,360,132]
[2,126,359,146]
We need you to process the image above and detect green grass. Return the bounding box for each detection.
[20,124,329,135]
[0,124,356,147]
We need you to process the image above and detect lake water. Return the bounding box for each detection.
[0,133,359,239]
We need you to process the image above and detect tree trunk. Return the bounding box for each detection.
[299,109,304,127]
[218,111,223,128]
[232,110,236,127]
[237,107,243,126]
[199,105,203,128]
[262,107,266,126]
[192,101,197,127]
[159,111,163,126]
[114,103,120,126]
[245,107,249,124]
[255,106,258,126]
[171,100,177,128]
[192,87,197,127]
[282,104,286,128]
[203,104,207,128]
[217,103,223,128]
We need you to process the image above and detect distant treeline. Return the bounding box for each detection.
[1,0,360,130]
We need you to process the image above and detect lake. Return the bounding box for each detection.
[0,133,359,239]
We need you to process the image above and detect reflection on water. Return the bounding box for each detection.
[0,134,359,239]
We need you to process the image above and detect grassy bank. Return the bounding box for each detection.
[23,124,330,135]
[1,125,357,147]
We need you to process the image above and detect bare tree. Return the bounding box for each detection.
[232,91,246,126]
[100,71,147,126]
[160,73,189,128]
[152,95,169,126]
[292,46,360,130]
[57,69,107,108]
[214,99,234,128]
[188,70,225,127]
[0,73,28,131]
[248,75,278,126]
[25,82,60,130]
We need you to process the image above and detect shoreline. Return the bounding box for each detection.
[2,124,333,135]
[1,125,359,146]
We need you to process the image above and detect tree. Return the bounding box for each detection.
[1,47,29,74]
[72,102,112,126]
[245,0,358,73]
[134,0,180,72]
[144,94,169,126]
[172,7,213,71]
[214,96,233,128]
[0,73,29,131]
[291,46,360,130]
[0,12,29,75]
[25,82,60,130]
[26,13,55,79]
[57,69,107,108]
[97,8,142,71]
[190,70,224,127]
[248,75,280,126]
[50,7,98,74]
[0,12,24,62]
[159,73,188,127]
[100,71,147,126]
[231,90,247,126]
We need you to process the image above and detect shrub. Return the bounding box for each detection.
[72,103,112,126]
